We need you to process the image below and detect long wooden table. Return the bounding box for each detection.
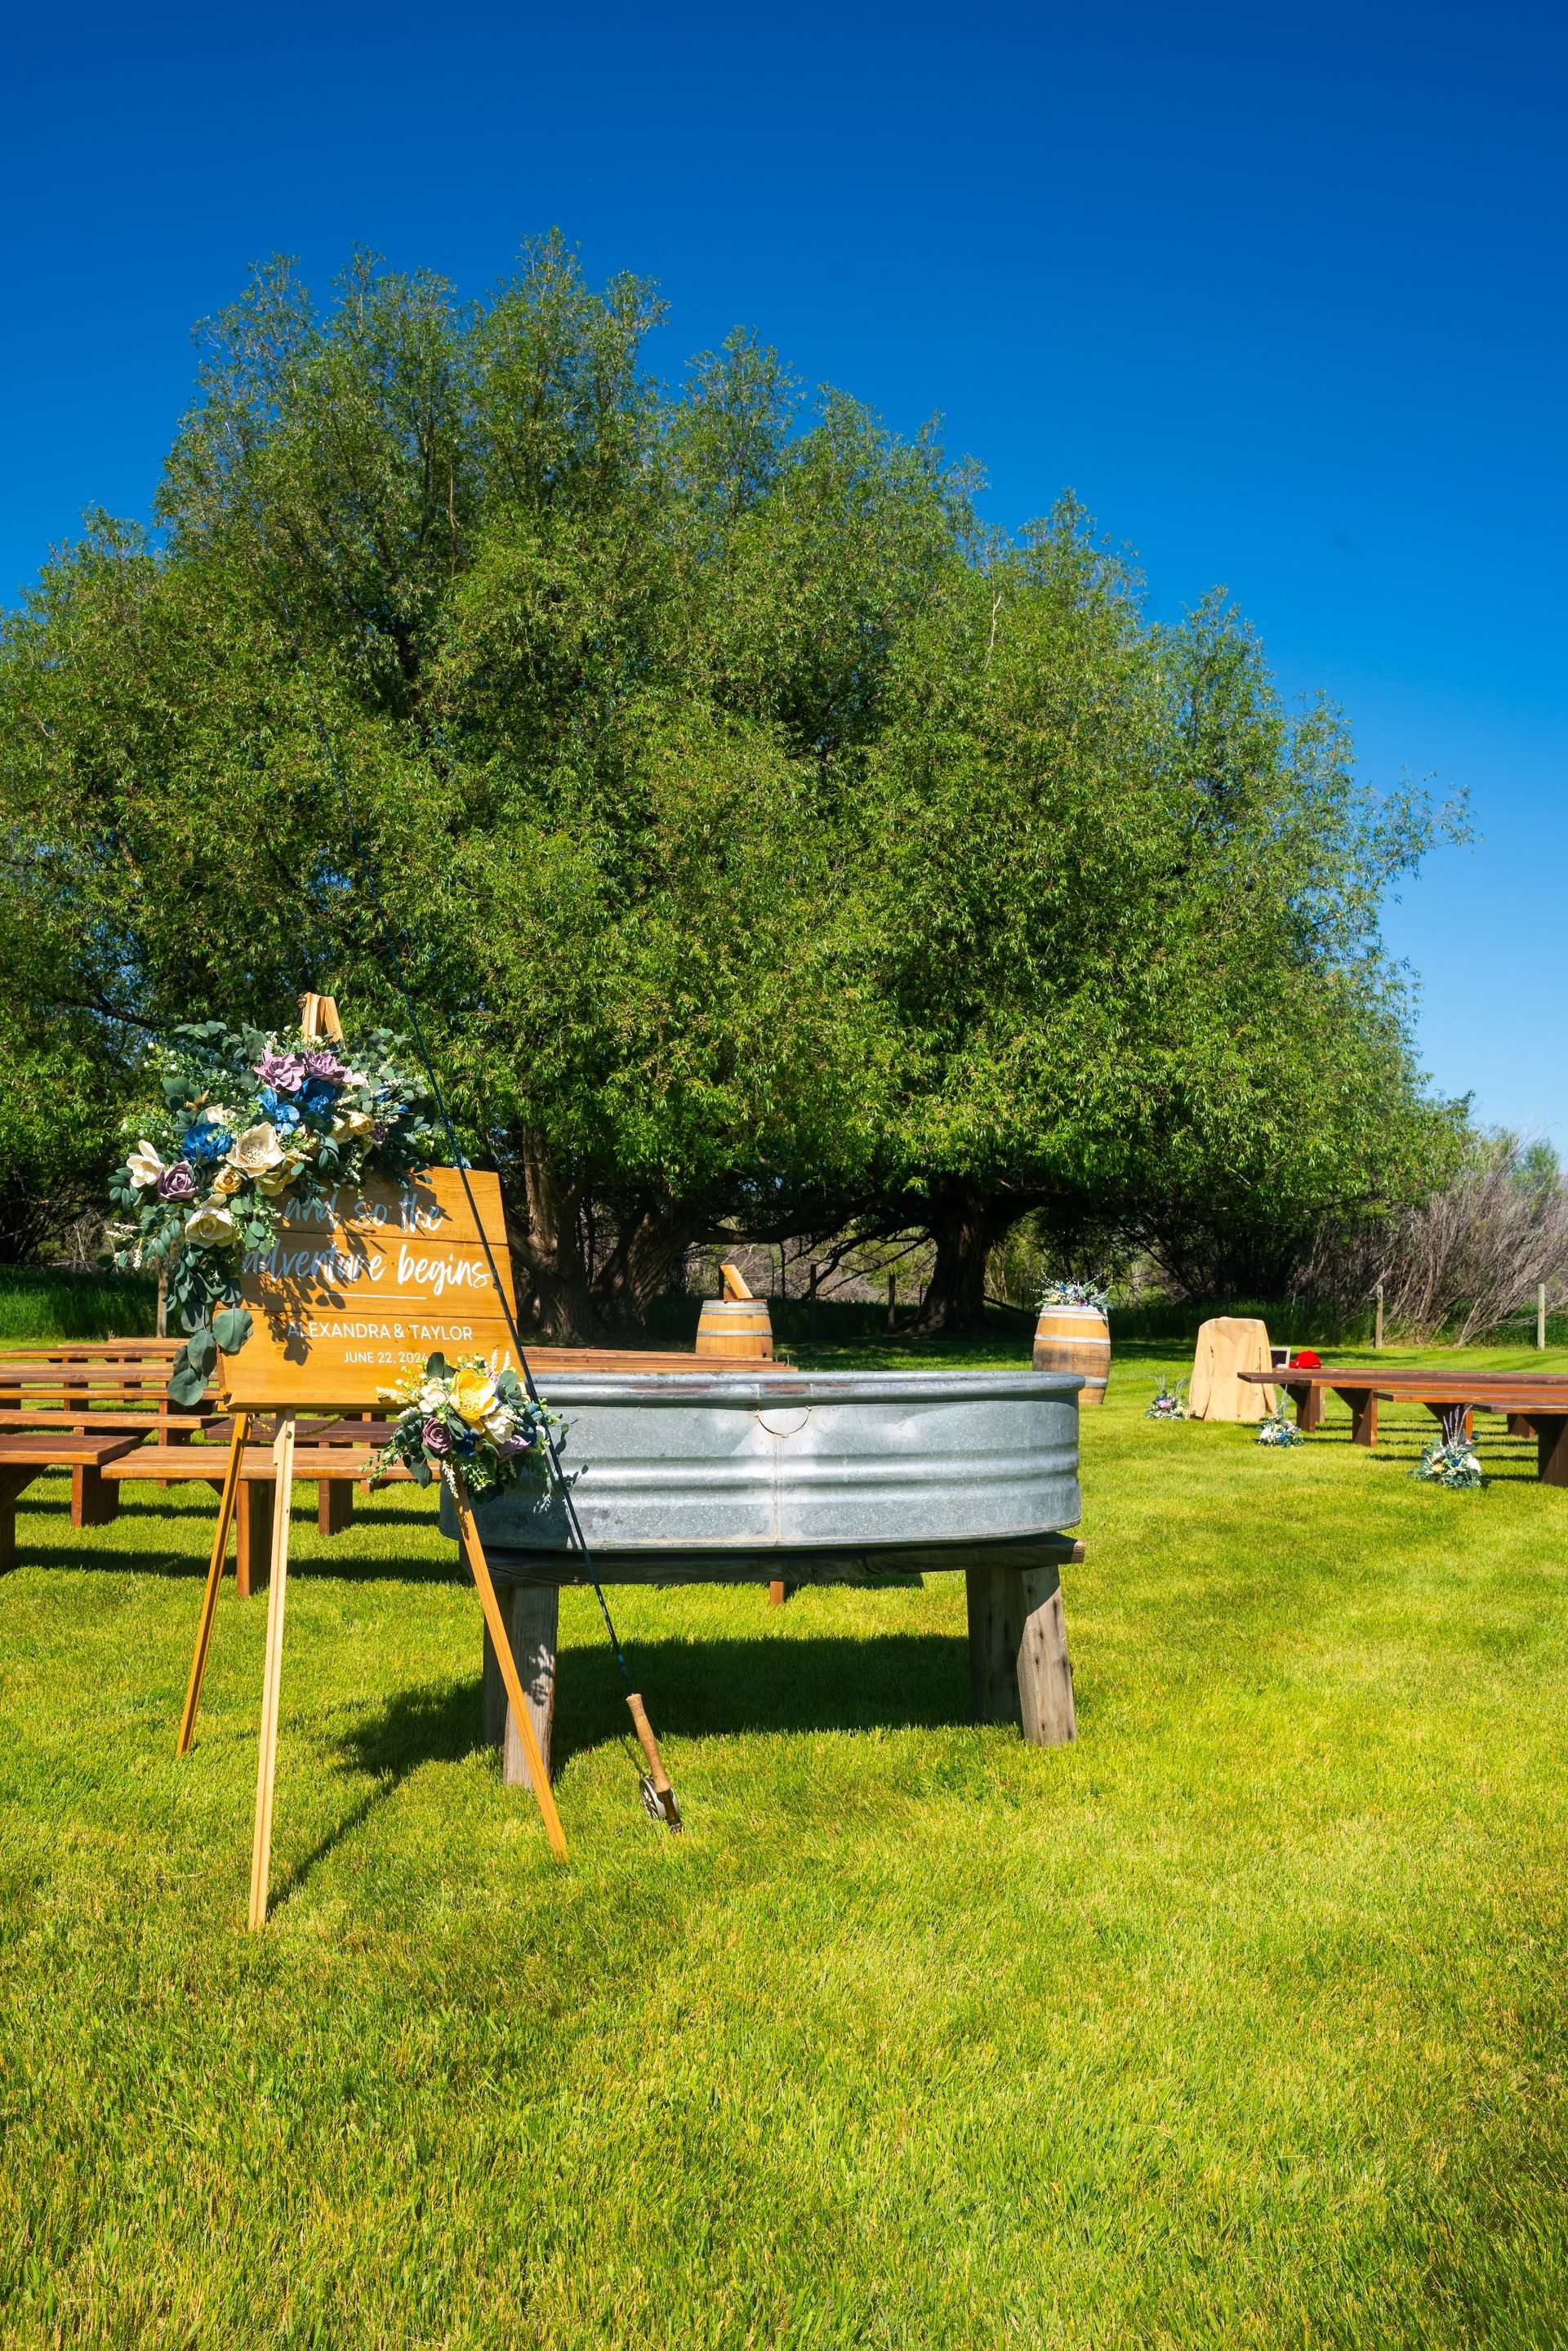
[1243,1366,1568,1485]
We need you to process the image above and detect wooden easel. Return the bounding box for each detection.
[176,995,568,1929]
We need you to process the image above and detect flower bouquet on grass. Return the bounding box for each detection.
[1414,1408,1483,1489]
[1146,1378,1187,1420]
[1256,1392,1304,1447]
[374,1352,555,1501]
[107,1018,441,1405]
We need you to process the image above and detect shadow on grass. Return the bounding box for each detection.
[279,1630,973,1903]
[274,1680,479,1910]
[332,1632,973,1792]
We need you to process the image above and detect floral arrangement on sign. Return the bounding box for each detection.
[1146,1377,1187,1420]
[1256,1391,1304,1447]
[373,1352,554,1501]
[1036,1280,1111,1315]
[1413,1408,1483,1489]
[107,1018,441,1405]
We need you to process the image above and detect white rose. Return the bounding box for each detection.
[127,1139,166,1190]
[226,1123,286,1178]
[185,1204,238,1247]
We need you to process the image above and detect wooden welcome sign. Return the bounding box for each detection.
[179,994,568,1921]
[217,1167,520,1409]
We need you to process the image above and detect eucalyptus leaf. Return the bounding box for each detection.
[212,1306,252,1352]
[167,1346,211,1407]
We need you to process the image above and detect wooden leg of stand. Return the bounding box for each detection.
[247,1414,296,1930]
[452,1479,568,1862]
[177,1415,250,1757]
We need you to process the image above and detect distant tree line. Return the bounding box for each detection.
[0,236,1468,1336]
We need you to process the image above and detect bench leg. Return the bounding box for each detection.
[70,1462,120,1529]
[0,1468,38,1574]
[768,1579,791,1607]
[1295,1383,1323,1432]
[1335,1387,1379,1445]
[317,1480,354,1538]
[967,1562,1076,1744]
[967,1565,1023,1728]
[1014,1562,1077,1747]
[1536,1416,1568,1488]
[234,1481,274,1599]
[482,1583,559,1789]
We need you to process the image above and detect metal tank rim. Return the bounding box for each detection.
[519,1367,1085,1406]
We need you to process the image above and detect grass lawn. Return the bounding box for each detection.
[3,1330,1568,2346]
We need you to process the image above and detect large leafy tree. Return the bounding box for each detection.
[0,239,1459,1330]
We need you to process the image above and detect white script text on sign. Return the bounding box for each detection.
[217,1169,520,1409]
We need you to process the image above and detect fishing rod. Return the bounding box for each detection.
[254,530,682,1832]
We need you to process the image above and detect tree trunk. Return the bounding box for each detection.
[498,1128,702,1344]
[914,1187,995,1334]
[590,1200,697,1338]
[502,1125,603,1342]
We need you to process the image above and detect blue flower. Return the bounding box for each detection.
[259,1088,301,1133]
[297,1076,338,1117]
[182,1124,233,1164]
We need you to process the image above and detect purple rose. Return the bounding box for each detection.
[495,1432,536,1458]
[421,1418,454,1458]
[302,1049,347,1085]
[157,1160,198,1201]
[254,1049,305,1094]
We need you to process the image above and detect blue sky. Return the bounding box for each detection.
[9,1,1565,1134]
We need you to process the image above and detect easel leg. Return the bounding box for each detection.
[453,1481,568,1861]
[247,1413,296,1930]
[177,1415,250,1757]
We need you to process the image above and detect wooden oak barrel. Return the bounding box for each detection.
[1032,1302,1110,1406]
[695,1297,775,1359]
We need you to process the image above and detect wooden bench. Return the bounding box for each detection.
[0,1432,149,1572]
[100,1437,409,1594]
[1242,1366,1568,1485]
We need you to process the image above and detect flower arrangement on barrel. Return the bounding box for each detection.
[1036,1279,1111,1315]
[108,1017,441,1404]
[373,1352,555,1501]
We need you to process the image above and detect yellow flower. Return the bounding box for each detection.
[211,1163,247,1197]
[450,1365,499,1428]
[185,1204,237,1247]
[332,1107,376,1142]
[256,1151,304,1198]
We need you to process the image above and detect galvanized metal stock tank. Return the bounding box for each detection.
[439,1367,1082,1556]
